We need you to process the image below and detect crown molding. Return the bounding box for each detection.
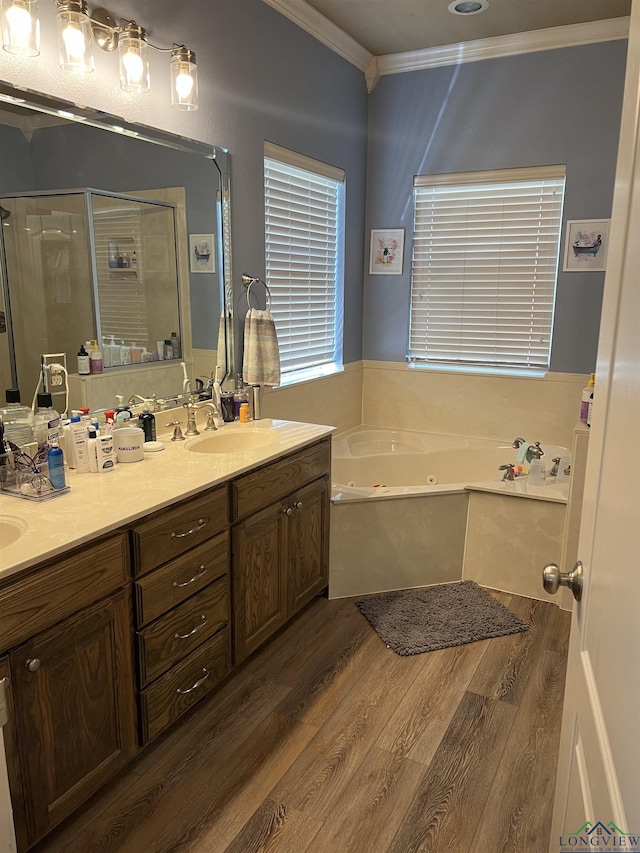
[375,16,630,79]
[263,1,629,90]
[262,0,374,72]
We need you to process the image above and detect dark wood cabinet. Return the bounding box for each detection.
[232,439,331,664]
[232,499,289,662]
[9,590,137,846]
[131,484,232,744]
[287,477,330,615]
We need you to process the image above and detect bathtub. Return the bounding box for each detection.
[329,426,570,602]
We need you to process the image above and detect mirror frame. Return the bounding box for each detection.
[0,79,234,389]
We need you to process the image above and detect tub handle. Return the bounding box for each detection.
[498,463,515,481]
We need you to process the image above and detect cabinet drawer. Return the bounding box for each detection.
[137,578,230,687]
[134,532,228,627]
[139,628,231,743]
[131,486,228,576]
[0,533,129,652]
[231,439,331,520]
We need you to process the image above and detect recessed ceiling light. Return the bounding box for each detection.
[448,0,489,14]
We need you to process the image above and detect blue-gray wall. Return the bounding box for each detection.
[205,0,368,367]
[0,0,370,369]
[364,41,627,373]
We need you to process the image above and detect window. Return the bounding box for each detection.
[409,166,566,373]
[264,142,344,382]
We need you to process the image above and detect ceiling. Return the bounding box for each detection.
[300,0,631,57]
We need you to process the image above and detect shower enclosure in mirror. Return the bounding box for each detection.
[2,188,181,391]
[0,81,234,411]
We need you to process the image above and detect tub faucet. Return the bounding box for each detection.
[512,437,544,463]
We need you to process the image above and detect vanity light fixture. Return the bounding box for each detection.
[2,0,198,108]
[170,45,198,111]
[1,0,40,56]
[117,20,149,93]
[56,0,93,72]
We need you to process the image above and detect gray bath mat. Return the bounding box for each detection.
[356,580,529,656]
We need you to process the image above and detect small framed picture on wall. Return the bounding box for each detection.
[369,228,405,275]
[563,219,610,272]
[189,233,215,273]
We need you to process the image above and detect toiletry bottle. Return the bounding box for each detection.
[220,392,235,422]
[157,340,165,361]
[239,402,250,423]
[580,373,595,422]
[171,331,180,358]
[47,436,66,490]
[69,414,90,473]
[587,381,595,427]
[34,393,61,452]
[87,429,98,472]
[120,341,132,365]
[139,405,156,442]
[0,389,36,450]
[77,344,90,375]
[96,434,115,472]
[90,340,103,374]
[164,339,173,360]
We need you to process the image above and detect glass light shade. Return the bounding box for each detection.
[118,23,150,94]
[170,47,198,111]
[56,0,93,72]
[2,0,39,57]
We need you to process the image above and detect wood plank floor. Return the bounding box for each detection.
[33,590,571,853]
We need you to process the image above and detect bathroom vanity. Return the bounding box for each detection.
[0,419,332,851]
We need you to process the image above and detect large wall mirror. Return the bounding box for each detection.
[0,81,234,411]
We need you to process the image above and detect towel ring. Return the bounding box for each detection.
[242,273,272,311]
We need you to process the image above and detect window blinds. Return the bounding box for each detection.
[409,166,565,371]
[264,143,344,376]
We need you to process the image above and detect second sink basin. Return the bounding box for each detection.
[0,515,28,547]
[185,429,281,455]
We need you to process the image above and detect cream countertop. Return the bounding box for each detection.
[0,419,334,581]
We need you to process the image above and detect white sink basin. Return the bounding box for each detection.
[0,515,28,547]
[185,429,281,455]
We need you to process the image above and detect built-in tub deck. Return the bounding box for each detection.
[329,426,570,603]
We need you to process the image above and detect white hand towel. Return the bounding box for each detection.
[243,308,281,386]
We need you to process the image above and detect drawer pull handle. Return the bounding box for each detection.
[176,667,210,695]
[294,501,303,511]
[173,566,208,588]
[175,615,208,640]
[171,518,208,539]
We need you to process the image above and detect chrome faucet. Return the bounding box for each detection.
[183,401,200,436]
[202,403,220,431]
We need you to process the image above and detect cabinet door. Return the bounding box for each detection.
[288,478,330,616]
[11,591,137,845]
[232,500,288,664]
[0,656,27,852]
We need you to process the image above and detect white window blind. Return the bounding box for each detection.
[409,166,566,372]
[264,142,344,377]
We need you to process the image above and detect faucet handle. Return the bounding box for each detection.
[499,463,516,481]
[165,420,185,441]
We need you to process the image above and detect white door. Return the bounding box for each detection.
[549,4,640,848]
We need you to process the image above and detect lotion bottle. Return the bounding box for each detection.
[580,373,595,422]
[77,344,90,375]
[90,340,103,374]
[69,415,90,473]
